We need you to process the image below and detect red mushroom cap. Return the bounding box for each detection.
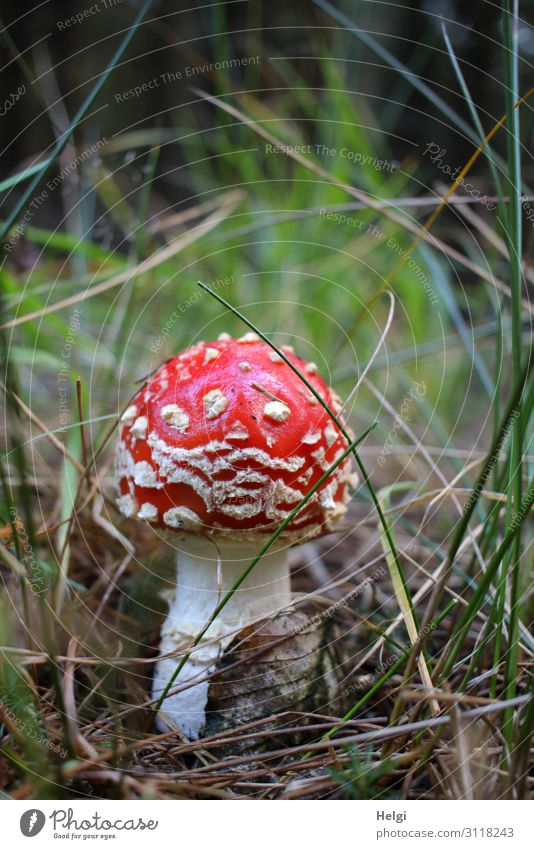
[115,334,358,541]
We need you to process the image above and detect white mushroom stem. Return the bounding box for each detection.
[152,536,291,739]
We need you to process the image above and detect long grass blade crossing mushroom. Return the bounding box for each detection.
[115,333,358,738]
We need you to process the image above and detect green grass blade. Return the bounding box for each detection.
[312,0,495,151]
[441,23,504,206]
[438,474,534,681]
[319,599,457,747]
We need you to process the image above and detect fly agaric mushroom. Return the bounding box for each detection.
[115,333,357,738]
